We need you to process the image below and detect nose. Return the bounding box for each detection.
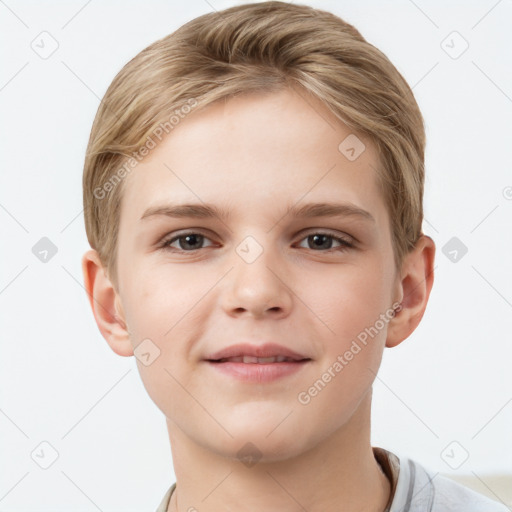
[221,242,293,319]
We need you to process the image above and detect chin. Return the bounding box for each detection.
[212,435,309,465]
[209,415,314,464]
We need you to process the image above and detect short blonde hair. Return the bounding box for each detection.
[83,1,425,286]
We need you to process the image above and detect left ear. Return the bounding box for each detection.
[386,235,436,348]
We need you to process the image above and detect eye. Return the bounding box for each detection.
[296,232,354,251]
[158,230,354,253]
[162,232,215,252]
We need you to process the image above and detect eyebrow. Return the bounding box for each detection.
[140,202,375,223]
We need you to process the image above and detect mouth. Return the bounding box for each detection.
[209,355,309,364]
[206,357,311,383]
[205,342,310,362]
[204,343,312,382]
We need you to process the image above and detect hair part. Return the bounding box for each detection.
[83,1,425,287]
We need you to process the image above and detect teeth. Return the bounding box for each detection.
[218,355,295,363]
[243,356,259,363]
[255,356,276,363]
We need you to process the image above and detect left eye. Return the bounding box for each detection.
[296,233,353,251]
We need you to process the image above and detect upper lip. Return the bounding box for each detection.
[205,343,310,361]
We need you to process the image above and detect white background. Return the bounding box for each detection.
[1,0,511,510]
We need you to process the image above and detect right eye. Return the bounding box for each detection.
[161,232,216,252]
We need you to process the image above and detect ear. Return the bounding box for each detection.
[81,249,134,357]
[386,235,435,348]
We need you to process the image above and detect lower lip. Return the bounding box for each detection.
[206,360,310,383]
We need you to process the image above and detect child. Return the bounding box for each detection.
[81,2,507,511]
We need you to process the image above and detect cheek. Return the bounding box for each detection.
[120,263,221,400]
[295,267,391,429]
[122,261,212,338]
[298,261,393,347]
[119,266,210,418]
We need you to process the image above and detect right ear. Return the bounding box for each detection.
[81,249,133,357]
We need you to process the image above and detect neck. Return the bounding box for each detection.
[166,390,390,512]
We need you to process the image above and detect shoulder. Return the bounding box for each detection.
[429,472,508,512]
[388,453,508,512]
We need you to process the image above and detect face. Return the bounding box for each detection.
[115,87,401,461]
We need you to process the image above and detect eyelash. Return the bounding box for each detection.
[158,230,355,254]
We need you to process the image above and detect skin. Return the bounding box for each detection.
[83,86,435,512]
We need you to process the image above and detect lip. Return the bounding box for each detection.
[206,360,310,383]
[204,343,312,383]
[205,343,309,362]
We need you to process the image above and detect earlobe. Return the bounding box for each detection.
[81,249,134,357]
[385,235,436,348]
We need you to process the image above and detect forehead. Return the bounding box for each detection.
[120,87,388,226]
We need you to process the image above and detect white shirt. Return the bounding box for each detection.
[156,447,509,511]
[389,453,508,511]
